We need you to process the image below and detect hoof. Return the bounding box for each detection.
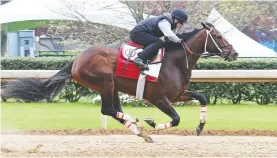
[138,133,154,143]
[195,126,201,136]
[195,122,205,136]
[144,117,156,128]
[145,136,154,143]
[144,117,154,124]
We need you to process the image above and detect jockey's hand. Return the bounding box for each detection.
[180,39,184,44]
[164,37,184,47]
[176,34,183,38]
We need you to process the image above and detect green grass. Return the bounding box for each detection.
[39,51,80,57]
[1,102,277,130]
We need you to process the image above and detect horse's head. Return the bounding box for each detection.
[200,22,238,61]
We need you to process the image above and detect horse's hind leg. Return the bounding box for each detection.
[110,89,124,124]
[73,59,152,142]
[111,89,144,133]
[101,79,153,143]
[145,96,180,130]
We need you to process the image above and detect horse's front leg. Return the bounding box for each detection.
[172,90,208,136]
[145,96,180,130]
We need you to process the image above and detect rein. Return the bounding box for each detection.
[182,28,221,56]
[181,28,232,68]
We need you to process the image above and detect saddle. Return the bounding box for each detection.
[115,41,165,82]
[116,41,166,99]
[121,41,164,64]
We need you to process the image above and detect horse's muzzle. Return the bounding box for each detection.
[224,51,238,61]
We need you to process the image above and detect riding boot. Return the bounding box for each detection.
[133,40,164,70]
[133,46,153,71]
[133,57,149,70]
[145,39,165,60]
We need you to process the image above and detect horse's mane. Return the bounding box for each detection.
[176,21,214,42]
[164,28,201,50]
[164,21,216,50]
[177,28,201,42]
[204,21,215,28]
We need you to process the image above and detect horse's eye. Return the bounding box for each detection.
[217,35,222,39]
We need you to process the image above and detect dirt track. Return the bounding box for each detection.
[2,129,277,136]
[1,129,277,157]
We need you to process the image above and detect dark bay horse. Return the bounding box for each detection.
[3,22,238,142]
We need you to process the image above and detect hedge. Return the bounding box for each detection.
[1,57,277,105]
[1,57,277,70]
[195,58,277,70]
[1,57,74,70]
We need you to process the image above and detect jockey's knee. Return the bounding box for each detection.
[155,39,165,46]
[171,115,180,126]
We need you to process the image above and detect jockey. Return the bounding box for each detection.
[130,9,188,70]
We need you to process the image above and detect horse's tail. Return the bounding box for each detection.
[2,60,74,102]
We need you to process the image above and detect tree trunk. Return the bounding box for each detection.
[1,30,7,56]
[212,95,218,105]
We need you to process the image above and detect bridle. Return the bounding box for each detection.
[182,27,233,68]
[203,28,233,58]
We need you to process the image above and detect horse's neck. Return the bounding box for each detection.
[186,30,206,70]
[164,29,205,72]
[187,53,201,70]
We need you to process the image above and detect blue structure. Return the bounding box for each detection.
[256,30,277,52]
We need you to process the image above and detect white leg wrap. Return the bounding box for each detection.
[155,123,172,130]
[200,105,207,123]
[124,121,140,135]
[116,112,135,122]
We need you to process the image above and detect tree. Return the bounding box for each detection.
[42,1,276,48]
[122,1,276,30]
[42,20,128,46]
[126,1,277,43]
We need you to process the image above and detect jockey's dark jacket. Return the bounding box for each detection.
[132,14,177,37]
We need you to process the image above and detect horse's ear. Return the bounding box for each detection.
[201,22,210,30]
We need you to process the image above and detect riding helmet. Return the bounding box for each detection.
[171,9,188,23]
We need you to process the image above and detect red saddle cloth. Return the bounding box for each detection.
[115,41,164,82]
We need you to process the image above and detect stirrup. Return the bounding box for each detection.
[139,64,149,71]
[134,58,149,71]
[139,62,149,71]
[144,60,151,70]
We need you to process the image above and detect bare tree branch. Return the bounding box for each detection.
[187,0,200,14]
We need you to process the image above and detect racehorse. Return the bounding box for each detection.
[2,22,238,142]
